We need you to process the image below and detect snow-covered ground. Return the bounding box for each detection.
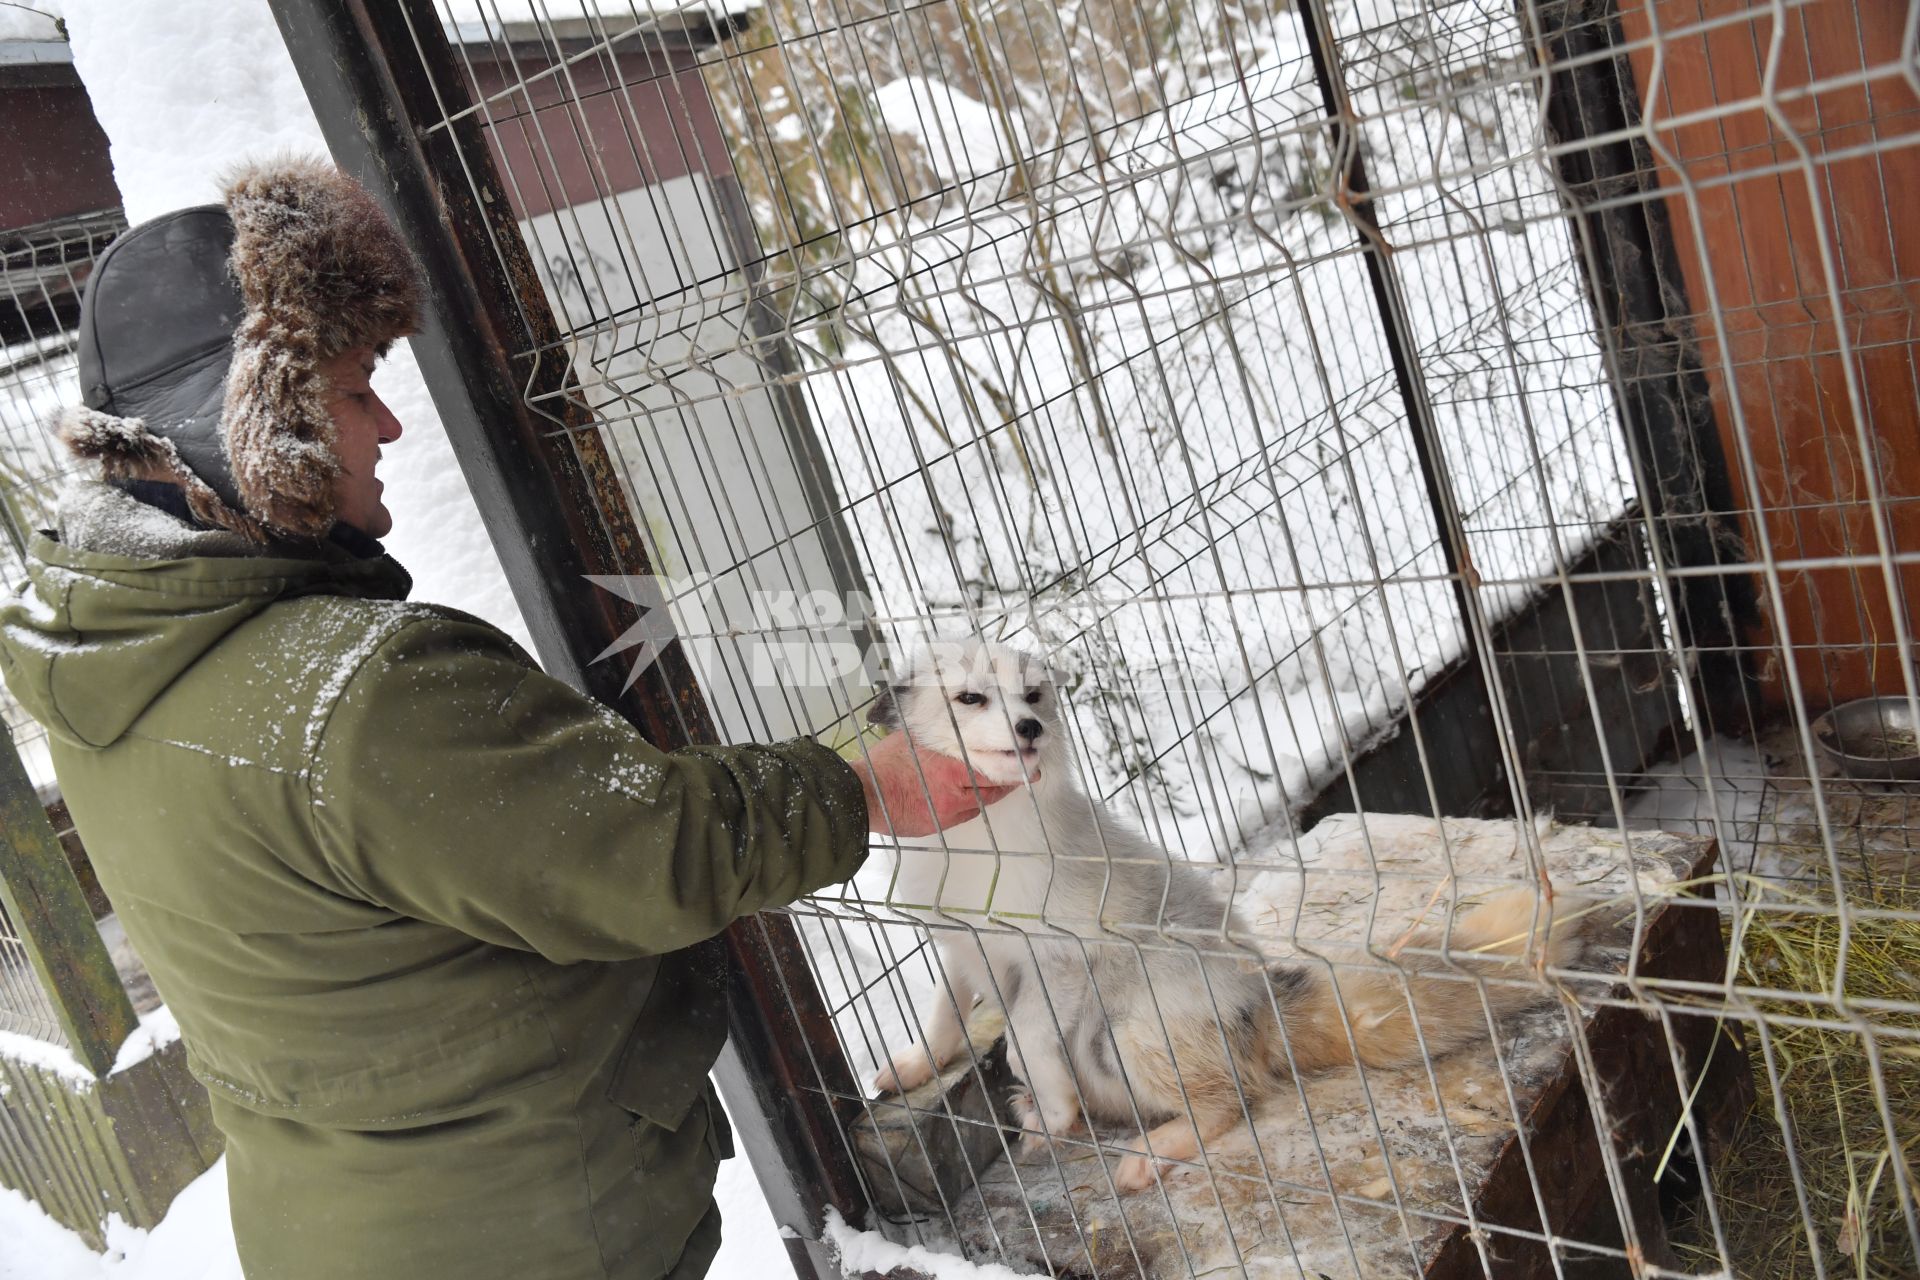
[0,1107,792,1280]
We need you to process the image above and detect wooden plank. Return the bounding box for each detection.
[907,825,1741,1278]
[0,1037,220,1243]
[2,1059,97,1244]
[95,1040,221,1227]
[1614,0,1920,712]
[42,1065,142,1229]
[1422,836,1753,1278]
[150,1037,224,1167]
[0,735,137,1075]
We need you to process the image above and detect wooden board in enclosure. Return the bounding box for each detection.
[852,828,1746,1278]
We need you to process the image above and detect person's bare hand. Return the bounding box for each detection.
[851,731,1027,837]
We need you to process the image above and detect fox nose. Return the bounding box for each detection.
[1015,718,1042,741]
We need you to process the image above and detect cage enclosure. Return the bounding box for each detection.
[263,1,1918,1277]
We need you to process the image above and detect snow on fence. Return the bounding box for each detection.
[277,1,1918,1277]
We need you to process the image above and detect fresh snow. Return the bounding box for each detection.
[823,1207,1045,1280]
[0,1096,793,1279]
[0,1004,181,1091]
[0,1158,240,1280]
[108,1006,181,1077]
[0,1025,97,1089]
[871,78,1023,186]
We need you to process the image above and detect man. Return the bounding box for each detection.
[0,158,1006,1278]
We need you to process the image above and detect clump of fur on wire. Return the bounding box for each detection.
[868,640,1586,1193]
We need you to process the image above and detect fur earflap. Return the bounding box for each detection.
[221,332,341,541]
[219,157,421,540]
[222,156,421,359]
[56,406,269,543]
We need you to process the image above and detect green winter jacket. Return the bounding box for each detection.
[0,481,870,1279]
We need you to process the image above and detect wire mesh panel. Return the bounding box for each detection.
[0,207,126,1045]
[288,0,1918,1276]
[0,208,121,796]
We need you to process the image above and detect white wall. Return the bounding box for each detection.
[59,0,532,653]
[525,179,868,745]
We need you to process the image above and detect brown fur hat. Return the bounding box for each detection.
[56,158,421,543]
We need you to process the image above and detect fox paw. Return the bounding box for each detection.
[1008,1089,1083,1157]
[1105,1151,1159,1189]
[872,1050,937,1096]
[1008,1090,1050,1157]
[1113,1150,1168,1194]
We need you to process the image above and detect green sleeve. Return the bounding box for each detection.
[306,615,870,963]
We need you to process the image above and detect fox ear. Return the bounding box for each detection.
[867,684,905,730]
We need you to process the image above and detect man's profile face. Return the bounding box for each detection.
[320,346,402,539]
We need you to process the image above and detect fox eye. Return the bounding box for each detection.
[1023,689,1042,705]
[955,691,987,706]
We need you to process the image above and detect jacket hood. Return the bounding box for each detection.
[0,481,412,749]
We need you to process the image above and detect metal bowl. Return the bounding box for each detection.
[1813,697,1920,782]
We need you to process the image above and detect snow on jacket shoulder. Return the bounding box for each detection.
[312,613,867,963]
[0,480,869,1280]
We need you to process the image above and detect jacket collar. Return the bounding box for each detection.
[118,479,390,562]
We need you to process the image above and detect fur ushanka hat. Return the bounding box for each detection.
[56,158,421,543]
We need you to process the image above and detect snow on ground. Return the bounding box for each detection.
[0,1098,791,1279]
[1622,736,1774,879]
[0,1158,240,1280]
[1621,728,1906,895]
[823,1207,1043,1280]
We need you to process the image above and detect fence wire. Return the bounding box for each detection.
[0,207,125,1045]
[403,0,1915,1275]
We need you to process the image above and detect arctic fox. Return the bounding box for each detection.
[868,639,1583,1192]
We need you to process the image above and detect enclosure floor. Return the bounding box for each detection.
[1623,724,1920,899]
[879,818,1700,1280]
[1627,730,1920,1280]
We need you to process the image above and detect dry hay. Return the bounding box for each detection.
[1670,839,1920,1278]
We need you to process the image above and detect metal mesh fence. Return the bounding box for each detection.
[0,208,125,1044]
[362,0,1916,1275]
[0,207,123,797]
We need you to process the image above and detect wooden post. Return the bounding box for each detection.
[0,736,136,1076]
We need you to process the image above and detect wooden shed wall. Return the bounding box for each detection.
[1618,0,1920,711]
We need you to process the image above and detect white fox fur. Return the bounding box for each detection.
[868,639,1585,1193]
